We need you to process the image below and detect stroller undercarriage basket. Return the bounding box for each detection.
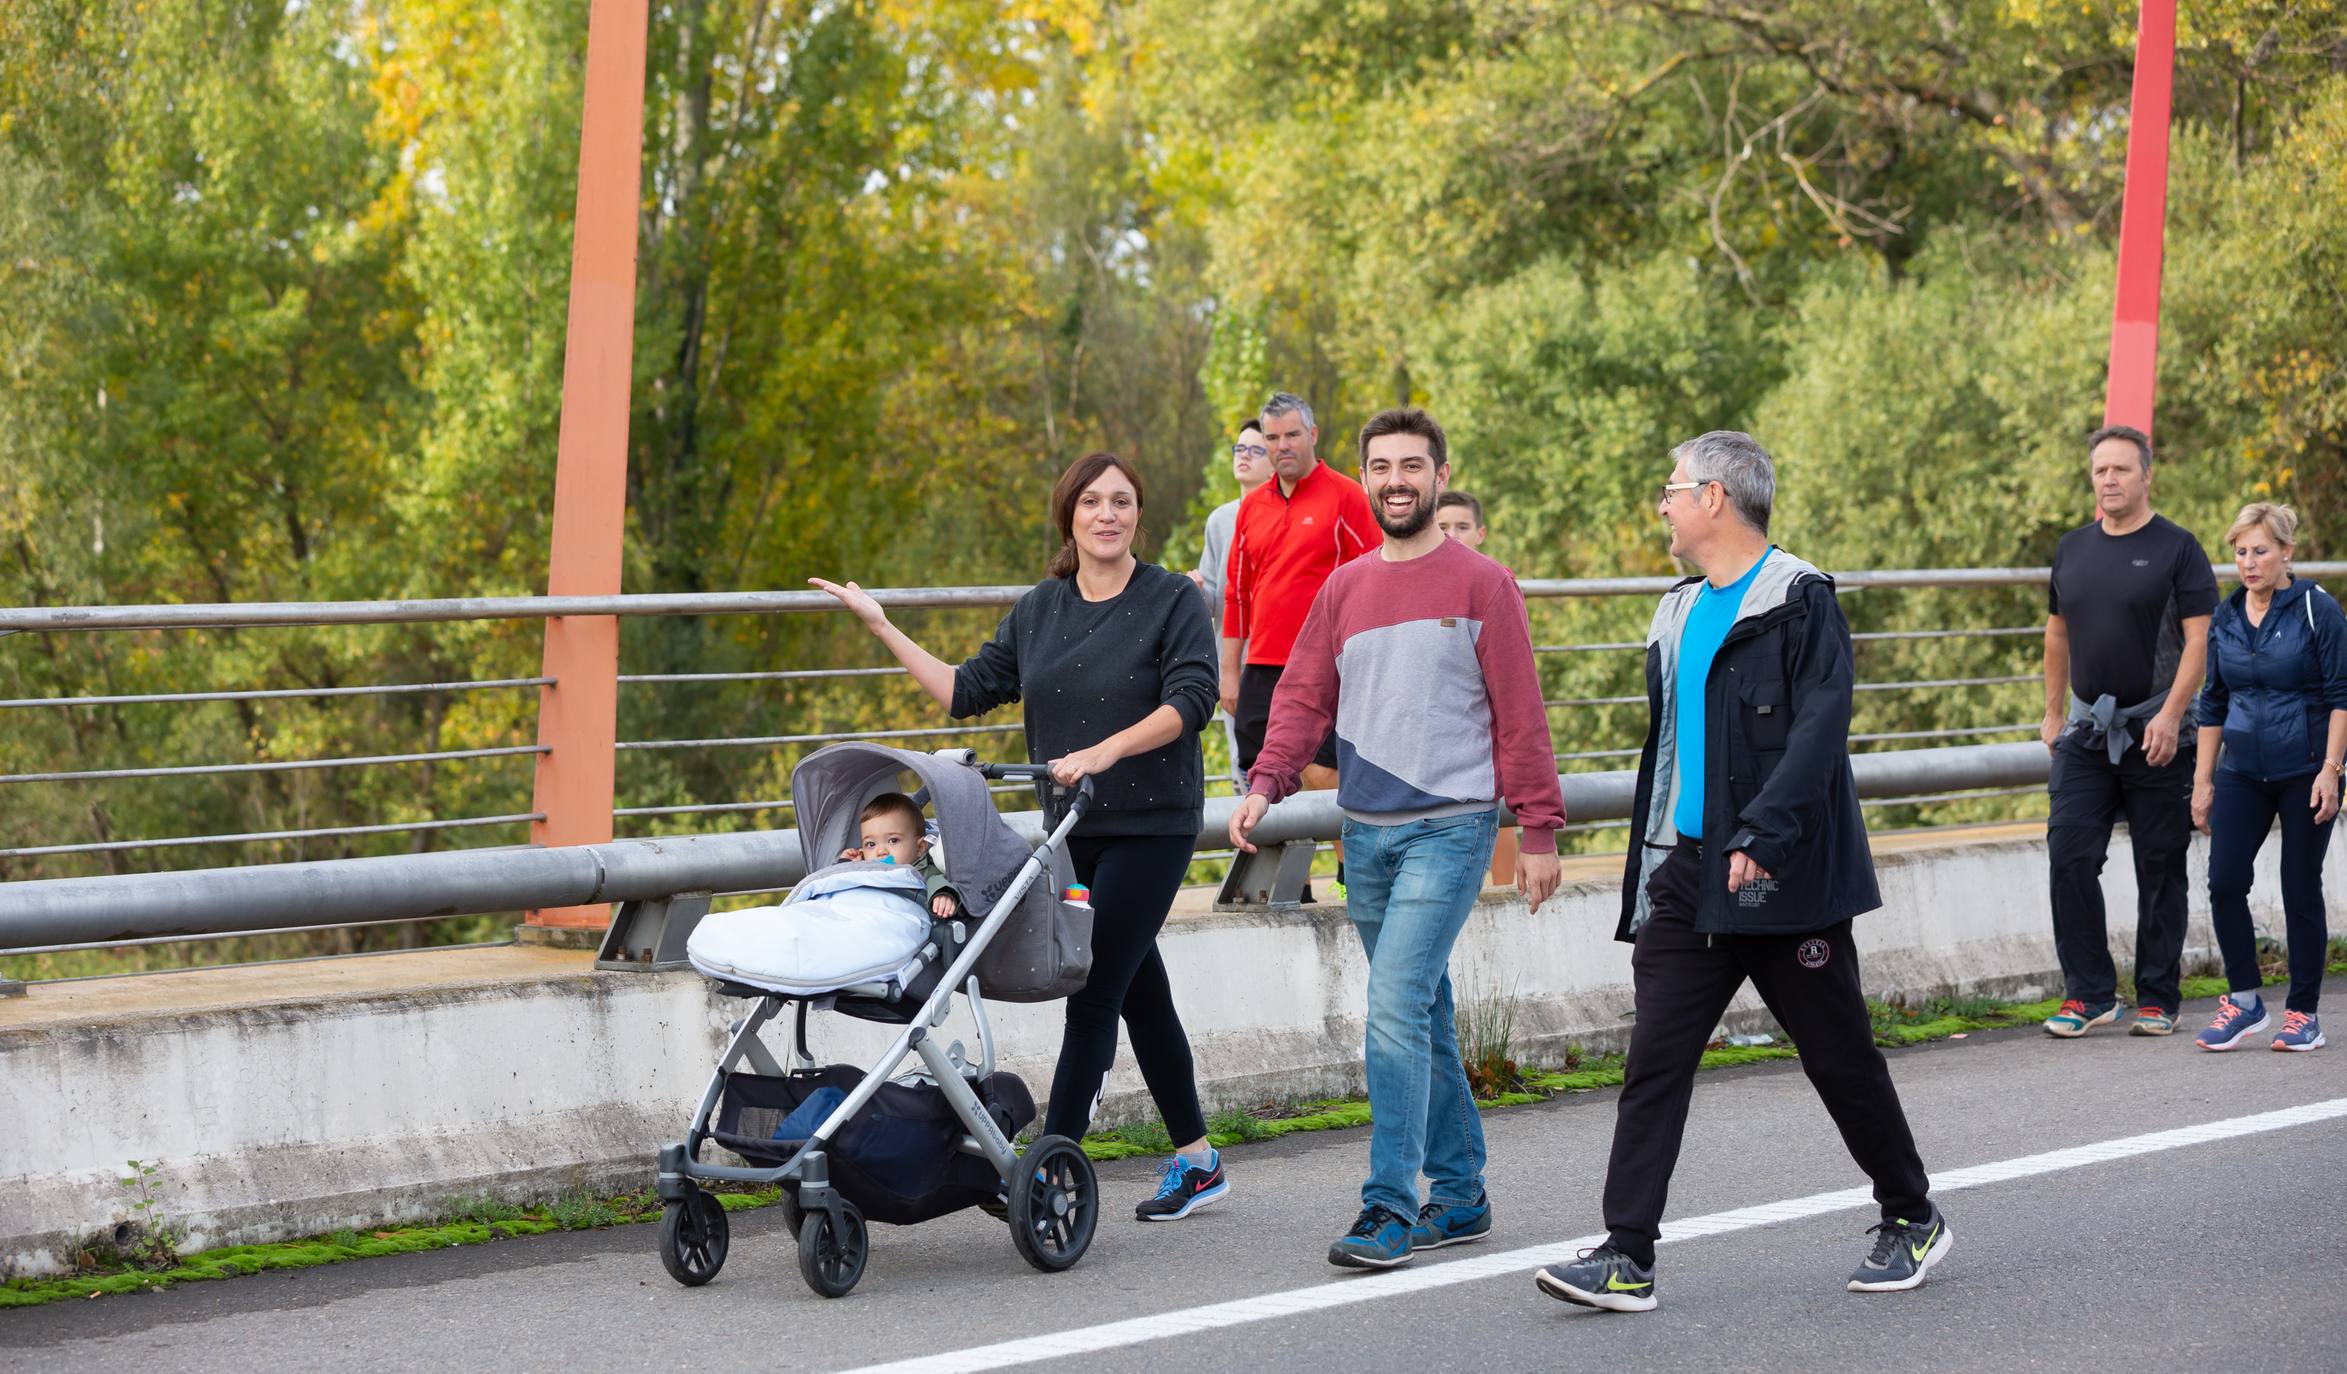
[712,1066,1036,1226]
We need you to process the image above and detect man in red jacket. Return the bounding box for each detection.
[1232,407,1563,1270]
[1221,392,1377,787]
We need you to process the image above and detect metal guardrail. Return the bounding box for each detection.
[9,561,2328,967]
[0,742,2051,955]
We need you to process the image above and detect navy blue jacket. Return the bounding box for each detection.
[2194,579,2347,782]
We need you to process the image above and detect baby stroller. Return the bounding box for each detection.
[653,742,1099,1298]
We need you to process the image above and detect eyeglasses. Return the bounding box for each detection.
[1232,443,1268,460]
[1658,479,1714,504]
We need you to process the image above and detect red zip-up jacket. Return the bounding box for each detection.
[1220,460,1377,667]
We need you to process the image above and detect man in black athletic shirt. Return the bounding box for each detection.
[2038,424,2218,1039]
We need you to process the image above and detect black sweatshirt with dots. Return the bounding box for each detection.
[949,562,1219,837]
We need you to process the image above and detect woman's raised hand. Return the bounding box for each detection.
[808,577,889,632]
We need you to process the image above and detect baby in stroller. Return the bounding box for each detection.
[838,791,961,921]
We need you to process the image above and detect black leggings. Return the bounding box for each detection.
[1041,831,1208,1145]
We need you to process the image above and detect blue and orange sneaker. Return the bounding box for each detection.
[2194,994,2270,1051]
[2129,1005,2176,1036]
[1327,1205,1414,1269]
[2272,1010,2325,1052]
[1409,1193,1492,1249]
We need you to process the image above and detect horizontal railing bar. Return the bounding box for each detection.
[1861,785,2043,807]
[614,781,1035,820]
[0,743,2051,951]
[0,744,547,786]
[615,799,790,819]
[618,667,906,684]
[1852,723,2036,744]
[1853,674,2037,692]
[0,678,554,710]
[616,723,1024,752]
[0,813,544,860]
[5,563,2336,635]
[1530,625,2042,656]
[0,587,1033,633]
[1851,626,2042,643]
[1548,675,2036,711]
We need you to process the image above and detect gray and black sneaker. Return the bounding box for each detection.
[1847,1205,1951,1292]
[1534,1246,1658,1312]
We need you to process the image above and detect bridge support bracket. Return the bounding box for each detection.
[594,890,713,971]
[0,976,23,999]
[1213,839,1316,912]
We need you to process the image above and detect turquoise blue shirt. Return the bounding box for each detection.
[1673,549,1773,840]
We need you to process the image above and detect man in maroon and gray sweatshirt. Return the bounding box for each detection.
[1231,406,1564,1270]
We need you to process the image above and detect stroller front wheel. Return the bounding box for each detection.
[797,1200,868,1298]
[1008,1135,1098,1273]
[658,1191,730,1286]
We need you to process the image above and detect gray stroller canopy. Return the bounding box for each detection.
[790,743,1040,915]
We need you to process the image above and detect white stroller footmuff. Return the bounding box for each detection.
[686,865,931,995]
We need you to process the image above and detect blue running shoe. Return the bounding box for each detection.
[1134,1150,1227,1221]
[2272,1010,2325,1052]
[1327,1205,1414,1269]
[1409,1193,1492,1249]
[2194,994,2270,1051]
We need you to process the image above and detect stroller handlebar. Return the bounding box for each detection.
[974,762,1096,818]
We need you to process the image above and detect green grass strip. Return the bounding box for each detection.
[0,1189,782,1310]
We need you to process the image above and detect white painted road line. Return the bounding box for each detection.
[843,1096,2347,1374]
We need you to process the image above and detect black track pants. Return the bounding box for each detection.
[2047,734,2194,1013]
[1601,839,1931,1267]
[1041,831,1209,1145]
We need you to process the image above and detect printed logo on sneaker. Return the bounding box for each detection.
[1797,937,1831,969]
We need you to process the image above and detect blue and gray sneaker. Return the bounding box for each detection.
[2195,994,2270,1051]
[1846,1205,1951,1292]
[1327,1204,1415,1269]
[1409,1193,1492,1249]
[2272,1010,2325,1052]
[1134,1149,1227,1221]
[1534,1246,1658,1311]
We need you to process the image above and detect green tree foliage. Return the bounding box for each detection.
[2,0,2343,896]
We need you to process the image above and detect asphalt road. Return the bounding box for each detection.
[7,984,2344,1372]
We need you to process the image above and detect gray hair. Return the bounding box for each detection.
[1262,391,1316,431]
[1671,430,1775,534]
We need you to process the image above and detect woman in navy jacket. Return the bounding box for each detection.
[2190,503,2347,1052]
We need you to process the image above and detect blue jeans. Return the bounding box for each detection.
[1340,810,1499,1218]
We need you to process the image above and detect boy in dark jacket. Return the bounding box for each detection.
[1537,432,1946,1313]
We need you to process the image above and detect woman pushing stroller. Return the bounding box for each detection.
[812,450,1230,1221]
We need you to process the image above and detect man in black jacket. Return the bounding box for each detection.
[1535,432,1947,1313]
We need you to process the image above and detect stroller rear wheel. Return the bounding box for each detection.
[1008,1135,1097,1273]
[658,1190,730,1286]
[797,1200,868,1298]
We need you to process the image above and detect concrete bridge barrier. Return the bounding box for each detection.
[4,823,2336,1276]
